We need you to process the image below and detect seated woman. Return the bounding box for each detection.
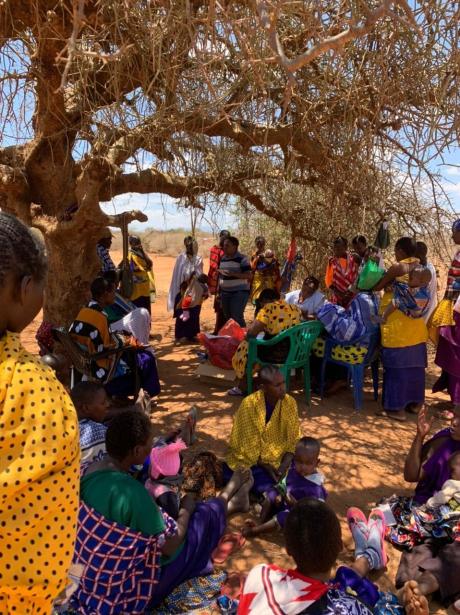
[285,275,325,318]
[69,277,160,399]
[392,406,460,612]
[102,270,152,345]
[239,498,415,615]
[224,366,300,499]
[72,410,251,613]
[230,288,302,396]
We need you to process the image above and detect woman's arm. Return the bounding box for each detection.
[161,495,196,556]
[372,263,403,292]
[403,406,433,482]
[246,319,266,338]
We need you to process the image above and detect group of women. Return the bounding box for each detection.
[1,211,460,613]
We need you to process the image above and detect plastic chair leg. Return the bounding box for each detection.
[371,360,379,400]
[319,358,327,399]
[303,363,311,406]
[352,366,364,411]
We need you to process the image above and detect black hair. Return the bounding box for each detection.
[297,436,321,456]
[225,236,239,248]
[284,498,342,574]
[258,288,280,302]
[105,410,152,461]
[184,235,194,244]
[395,236,417,257]
[91,276,115,300]
[70,381,105,410]
[255,235,265,244]
[303,276,320,289]
[333,236,348,246]
[352,235,367,246]
[0,212,47,286]
[415,241,428,258]
[102,270,119,285]
[259,364,283,384]
[197,273,208,284]
[219,229,230,238]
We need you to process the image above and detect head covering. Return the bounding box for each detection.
[149,439,187,479]
[100,227,113,239]
[129,235,141,247]
[452,219,460,233]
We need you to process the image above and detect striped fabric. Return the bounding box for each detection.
[69,502,173,614]
[219,252,251,292]
[208,245,223,295]
[329,253,358,299]
[444,249,460,301]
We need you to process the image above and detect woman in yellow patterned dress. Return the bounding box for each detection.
[0,213,80,613]
[229,288,302,395]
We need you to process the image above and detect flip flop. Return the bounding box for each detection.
[220,572,246,600]
[211,531,246,564]
[227,386,244,396]
[346,507,368,533]
[368,508,388,567]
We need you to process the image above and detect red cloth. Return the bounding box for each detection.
[327,253,358,307]
[208,245,223,295]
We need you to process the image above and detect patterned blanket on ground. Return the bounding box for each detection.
[384,495,460,550]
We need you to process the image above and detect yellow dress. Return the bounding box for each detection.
[380,290,428,348]
[232,300,302,379]
[128,252,153,302]
[0,332,80,614]
[226,389,300,469]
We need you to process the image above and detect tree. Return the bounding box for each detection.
[0,1,457,323]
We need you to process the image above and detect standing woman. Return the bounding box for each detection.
[167,236,203,312]
[0,213,80,612]
[218,236,252,327]
[250,235,281,307]
[325,236,359,308]
[127,235,155,315]
[432,220,460,404]
[373,237,429,422]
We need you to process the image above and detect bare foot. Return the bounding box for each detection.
[221,468,250,502]
[227,473,254,515]
[397,581,429,615]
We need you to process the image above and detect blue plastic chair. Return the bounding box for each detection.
[319,329,381,410]
[246,321,323,404]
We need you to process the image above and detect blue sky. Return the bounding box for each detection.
[102,148,460,234]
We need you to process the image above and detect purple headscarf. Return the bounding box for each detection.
[452,219,460,233]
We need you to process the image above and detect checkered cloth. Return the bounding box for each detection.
[69,502,173,614]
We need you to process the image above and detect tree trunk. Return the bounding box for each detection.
[42,229,101,326]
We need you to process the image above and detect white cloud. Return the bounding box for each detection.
[444,166,460,177]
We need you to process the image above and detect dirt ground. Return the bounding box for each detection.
[21,251,453,614]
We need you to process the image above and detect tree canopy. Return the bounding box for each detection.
[0,1,458,320]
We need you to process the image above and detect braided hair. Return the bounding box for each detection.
[0,213,47,286]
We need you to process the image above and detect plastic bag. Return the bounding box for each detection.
[357,259,385,290]
[197,333,241,369]
[217,319,246,342]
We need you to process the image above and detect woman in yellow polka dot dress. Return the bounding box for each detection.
[0,213,80,614]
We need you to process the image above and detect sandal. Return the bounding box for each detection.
[227,386,244,396]
[346,507,369,559]
[211,531,246,564]
[368,508,388,568]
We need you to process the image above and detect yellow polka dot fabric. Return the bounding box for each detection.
[312,337,325,358]
[330,344,368,365]
[0,331,80,613]
[226,390,300,469]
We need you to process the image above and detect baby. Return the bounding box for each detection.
[179,273,209,322]
[255,249,276,272]
[381,262,431,323]
[426,451,460,510]
[243,437,327,537]
[145,439,187,519]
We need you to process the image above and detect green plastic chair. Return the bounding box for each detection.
[246,321,323,404]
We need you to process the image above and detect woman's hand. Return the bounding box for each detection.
[416,405,433,441]
[180,494,197,515]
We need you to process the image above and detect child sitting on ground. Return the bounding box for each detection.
[426,450,460,510]
[243,437,327,537]
[179,273,209,322]
[70,381,111,474]
[145,439,187,519]
[381,261,431,323]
